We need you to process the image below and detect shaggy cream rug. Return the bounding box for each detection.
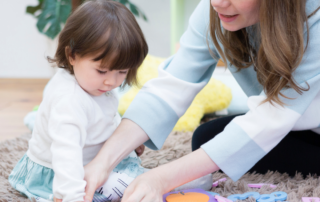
[0,132,319,201]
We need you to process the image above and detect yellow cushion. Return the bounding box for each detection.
[118,55,232,132]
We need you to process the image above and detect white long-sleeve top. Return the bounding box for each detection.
[27,69,121,201]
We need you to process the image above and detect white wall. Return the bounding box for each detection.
[184,0,201,31]
[131,0,171,58]
[0,0,57,78]
[0,0,201,78]
[132,0,201,58]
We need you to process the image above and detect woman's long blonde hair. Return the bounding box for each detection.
[209,0,320,105]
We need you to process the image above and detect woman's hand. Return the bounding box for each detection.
[121,149,219,202]
[121,169,166,202]
[135,144,145,156]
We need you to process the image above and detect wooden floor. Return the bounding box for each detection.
[0,79,49,142]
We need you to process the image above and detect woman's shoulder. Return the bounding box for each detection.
[306,0,320,29]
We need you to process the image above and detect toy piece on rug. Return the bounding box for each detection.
[118,55,232,132]
[248,183,276,188]
[228,191,287,202]
[215,195,233,202]
[212,178,227,187]
[257,192,287,202]
[208,192,220,196]
[163,188,217,202]
[302,197,320,202]
[228,192,260,202]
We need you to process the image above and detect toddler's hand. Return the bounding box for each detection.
[135,144,145,156]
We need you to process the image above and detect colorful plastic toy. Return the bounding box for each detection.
[163,188,217,202]
[164,189,287,202]
[269,192,287,202]
[248,184,277,189]
[302,197,320,202]
[215,195,233,202]
[228,191,287,202]
[228,192,260,201]
[207,192,220,197]
[212,178,227,187]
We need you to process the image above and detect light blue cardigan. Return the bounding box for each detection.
[124,0,320,181]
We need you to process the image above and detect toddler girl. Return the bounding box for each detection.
[9,1,148,201]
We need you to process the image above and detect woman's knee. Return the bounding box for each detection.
[192,120,219,151]
[191,115,241,151]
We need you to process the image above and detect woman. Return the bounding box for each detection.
[83,0,320,201]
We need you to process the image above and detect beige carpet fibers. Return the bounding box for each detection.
[0,132,319,201]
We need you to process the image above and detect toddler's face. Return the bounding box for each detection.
[211,0,260,31]
[69,53,128,96]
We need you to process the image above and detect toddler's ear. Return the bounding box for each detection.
[65,46,75,65]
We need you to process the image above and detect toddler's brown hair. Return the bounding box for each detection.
[48,0,148,86]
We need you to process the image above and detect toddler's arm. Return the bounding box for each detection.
[49,95,88,201]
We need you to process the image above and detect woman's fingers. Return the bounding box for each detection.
[123,186,162,202]
[141,196,163,202]
[122,172,165,202]
[139,190,163,202]
[122,187,145,202]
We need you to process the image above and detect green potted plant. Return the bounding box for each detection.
[26,0,147,39]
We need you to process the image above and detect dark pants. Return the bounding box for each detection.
[192,114,320,177]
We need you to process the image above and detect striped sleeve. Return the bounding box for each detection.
[123,0,219,150]
[201,18,320,181]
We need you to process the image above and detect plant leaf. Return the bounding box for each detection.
[129,3,139,17]
[113,0,147,21]
[36,0,71,39]
[119,0,127,4]
[142,13,148,21]
[136,7,148,21]
[26,0,43,16]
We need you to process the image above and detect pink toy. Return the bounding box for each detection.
[302,197,320,202]
[215,195,233,202]
[212,178,227,187]
[248,184,277,189]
